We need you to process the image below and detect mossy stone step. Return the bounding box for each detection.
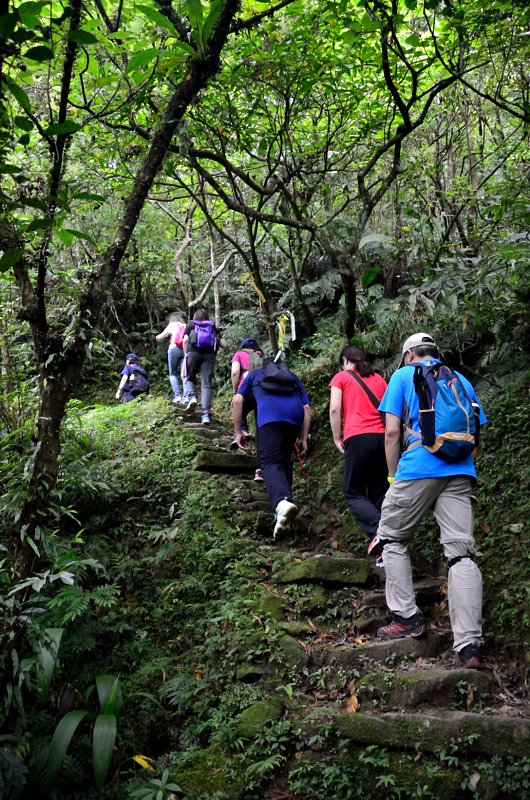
[359,668,493,709]
[275,556,369,587]
[192,449,256,474]
[335,709,530,758]
[318,633,445,669]
[236,697,284,738]
[182,427,221,440]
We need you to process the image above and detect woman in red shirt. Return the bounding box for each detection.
[329,345,388,542]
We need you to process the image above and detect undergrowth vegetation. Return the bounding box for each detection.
[1,343,530,798]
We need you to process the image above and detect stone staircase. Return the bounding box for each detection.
[173,406,530,798]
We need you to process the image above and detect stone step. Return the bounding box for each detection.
[182,427,222,440]
[335,709,530,758]
[275,555,369,587]
[357,579,445,634]
[318,633,446,669]
[192,450,256,474]
[358,668,493,710]
[361,578,444,610]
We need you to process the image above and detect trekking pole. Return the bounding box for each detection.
[294,443,307,480]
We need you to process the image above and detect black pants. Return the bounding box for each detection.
[343,433,388,536]
[258,421,300,511]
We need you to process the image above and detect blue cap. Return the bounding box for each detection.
[126,353,138,361]
[241,338,260,350]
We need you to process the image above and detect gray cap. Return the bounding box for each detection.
[399,332,437,367]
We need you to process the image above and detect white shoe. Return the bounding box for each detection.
[273,499,297,541]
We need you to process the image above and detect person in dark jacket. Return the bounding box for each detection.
[182,309,226,425]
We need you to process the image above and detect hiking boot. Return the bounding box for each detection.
[273,499,297,541]
[377,613,427,639]
[368,534,383,558]
[455,643,484,670]
[254,469,264,483]
[172,394,183,404]
[186,396,198,412]
[201,413,210,425]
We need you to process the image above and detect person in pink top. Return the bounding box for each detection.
[231,338,263,481]
[329,345,388,541]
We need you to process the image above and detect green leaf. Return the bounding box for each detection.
[404,0,417,9]
[202,0,226,44]
[20,197,48,211]
[0,163,23,174]
[15,115,34,131]
[26,218,53,232]
[35,628,64,702]
[56,229,74,246]
[43,120,81,136]
[359,233,388,249]
[24,44,54,61]
[361,266,380,289]
[68,29,98,44]
[8,82,32,113]
[186,0,203,33]
[0,12,18,39]
[96,675,123,716]
[18,133,30,145]
[93,714,117,792]
[0,249,22,272]
[137,5,176,32]
[48,710,90,787]
[125,48,159,74]
[173,40,196,56]
[73,191,105,201]
[63,228,95,244]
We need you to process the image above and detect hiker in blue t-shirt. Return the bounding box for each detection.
[372,333,487,670]
[233,357,311,540]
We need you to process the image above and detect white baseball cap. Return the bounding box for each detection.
[399,332,437,367]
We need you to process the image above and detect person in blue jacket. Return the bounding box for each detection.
[373,333,487,670]
[233,357,310,540]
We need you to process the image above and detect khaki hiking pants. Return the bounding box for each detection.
[377,475,483,652]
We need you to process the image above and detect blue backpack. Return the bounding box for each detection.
[190,320,218,351]
[407,363,480,462]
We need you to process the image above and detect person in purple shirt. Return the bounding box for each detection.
[372,333,487,670]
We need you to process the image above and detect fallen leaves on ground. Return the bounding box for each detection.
[344,695,359,713]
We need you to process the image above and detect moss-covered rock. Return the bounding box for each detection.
[281,620,317,637]
[236,697,284,738]
[172,743,247,798]
[236,665,265,683]
[276,556,369,586]
[278,634,309,667]
[335,710,530,757]
[192,449,256,474]
[320,633,445,669]
[257,593,286,621]
[297,585,327,614]
[358,668,492,709]
[311,515,332,535]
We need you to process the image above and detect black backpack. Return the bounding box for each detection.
[126,366,150,396]
[259,359,298,395]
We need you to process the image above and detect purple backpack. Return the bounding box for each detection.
[191,320,218,351]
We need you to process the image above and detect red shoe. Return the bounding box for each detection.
[455,644,483,670]
[254,469,264,483]
[377,614,427,639]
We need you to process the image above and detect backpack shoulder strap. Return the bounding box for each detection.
[346,370,380,410]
